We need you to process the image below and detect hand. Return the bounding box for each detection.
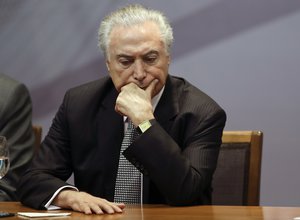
[115,79,158,126]
[53,190,125,215]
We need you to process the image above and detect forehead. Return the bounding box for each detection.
[108,21,166,56]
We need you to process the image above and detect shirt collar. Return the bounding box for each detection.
[151,85,165,110]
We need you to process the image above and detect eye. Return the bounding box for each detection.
[118,58,133,67]
[143,55,158,64]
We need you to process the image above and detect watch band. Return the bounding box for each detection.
[137,119,156,133]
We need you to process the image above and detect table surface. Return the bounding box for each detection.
[1,202,300,220]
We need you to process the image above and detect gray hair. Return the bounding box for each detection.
[98,4,173,57]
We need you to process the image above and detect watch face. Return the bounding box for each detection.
[139,121,152,133]
[138,119,155,133]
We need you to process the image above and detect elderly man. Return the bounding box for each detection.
[17,4,226,214]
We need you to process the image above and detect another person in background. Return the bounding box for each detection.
[17,4,226,214]
[0,73,35,201]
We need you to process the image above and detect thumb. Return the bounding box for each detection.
[145,79,159,97]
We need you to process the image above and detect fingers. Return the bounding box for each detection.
[99,200,124,214]
[87,201,124,215]
[63,191,125,215]
[145,79,159,97]
[81,205,93,215]
[72,201,123,215]
[89,203,104,215]
[110,202,126,213]
[116,203,126,210]
[115,81,156,123]
[114,104,125,116]
[72,202,93,215]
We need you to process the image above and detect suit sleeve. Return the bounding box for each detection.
[124,107,226,206]
[0,83,35,201]
[17,92,73,209]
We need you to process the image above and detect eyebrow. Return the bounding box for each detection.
[116,50,159,59]
[116,54,133,59]
[143,50,159,56]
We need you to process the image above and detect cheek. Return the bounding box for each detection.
[148,69,168,94]
[151,68,168,83]
[110,69,132,91]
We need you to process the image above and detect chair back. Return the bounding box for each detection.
[212,131,263,205]
[32,125,42,152]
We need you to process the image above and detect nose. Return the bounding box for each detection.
[133,59,146,81]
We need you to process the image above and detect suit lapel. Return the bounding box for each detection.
[95,81,123,201]
[154,76,179,130]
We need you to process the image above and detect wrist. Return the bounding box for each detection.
[131,112,154,126]
[54,189,76,208]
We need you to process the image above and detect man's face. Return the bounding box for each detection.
[106,21,170,97]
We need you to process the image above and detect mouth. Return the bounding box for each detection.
[139,85,148,90]
[135,82,147,90]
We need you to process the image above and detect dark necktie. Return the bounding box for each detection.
[114,120,142,204]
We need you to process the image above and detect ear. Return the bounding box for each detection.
[167,55,171,65]
[106,60,110,72]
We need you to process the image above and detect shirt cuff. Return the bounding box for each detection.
[44,185,78,210]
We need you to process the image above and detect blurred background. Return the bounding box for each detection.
[0,0,299,206]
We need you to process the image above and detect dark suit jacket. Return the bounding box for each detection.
[17,75,226,209]
[0,73,35,201]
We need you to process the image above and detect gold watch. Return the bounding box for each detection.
[137,119,155,133]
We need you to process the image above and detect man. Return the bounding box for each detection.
[17,4,226,214]
[0,73,35,201]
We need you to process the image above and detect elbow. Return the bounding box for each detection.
[163,177,209,206]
